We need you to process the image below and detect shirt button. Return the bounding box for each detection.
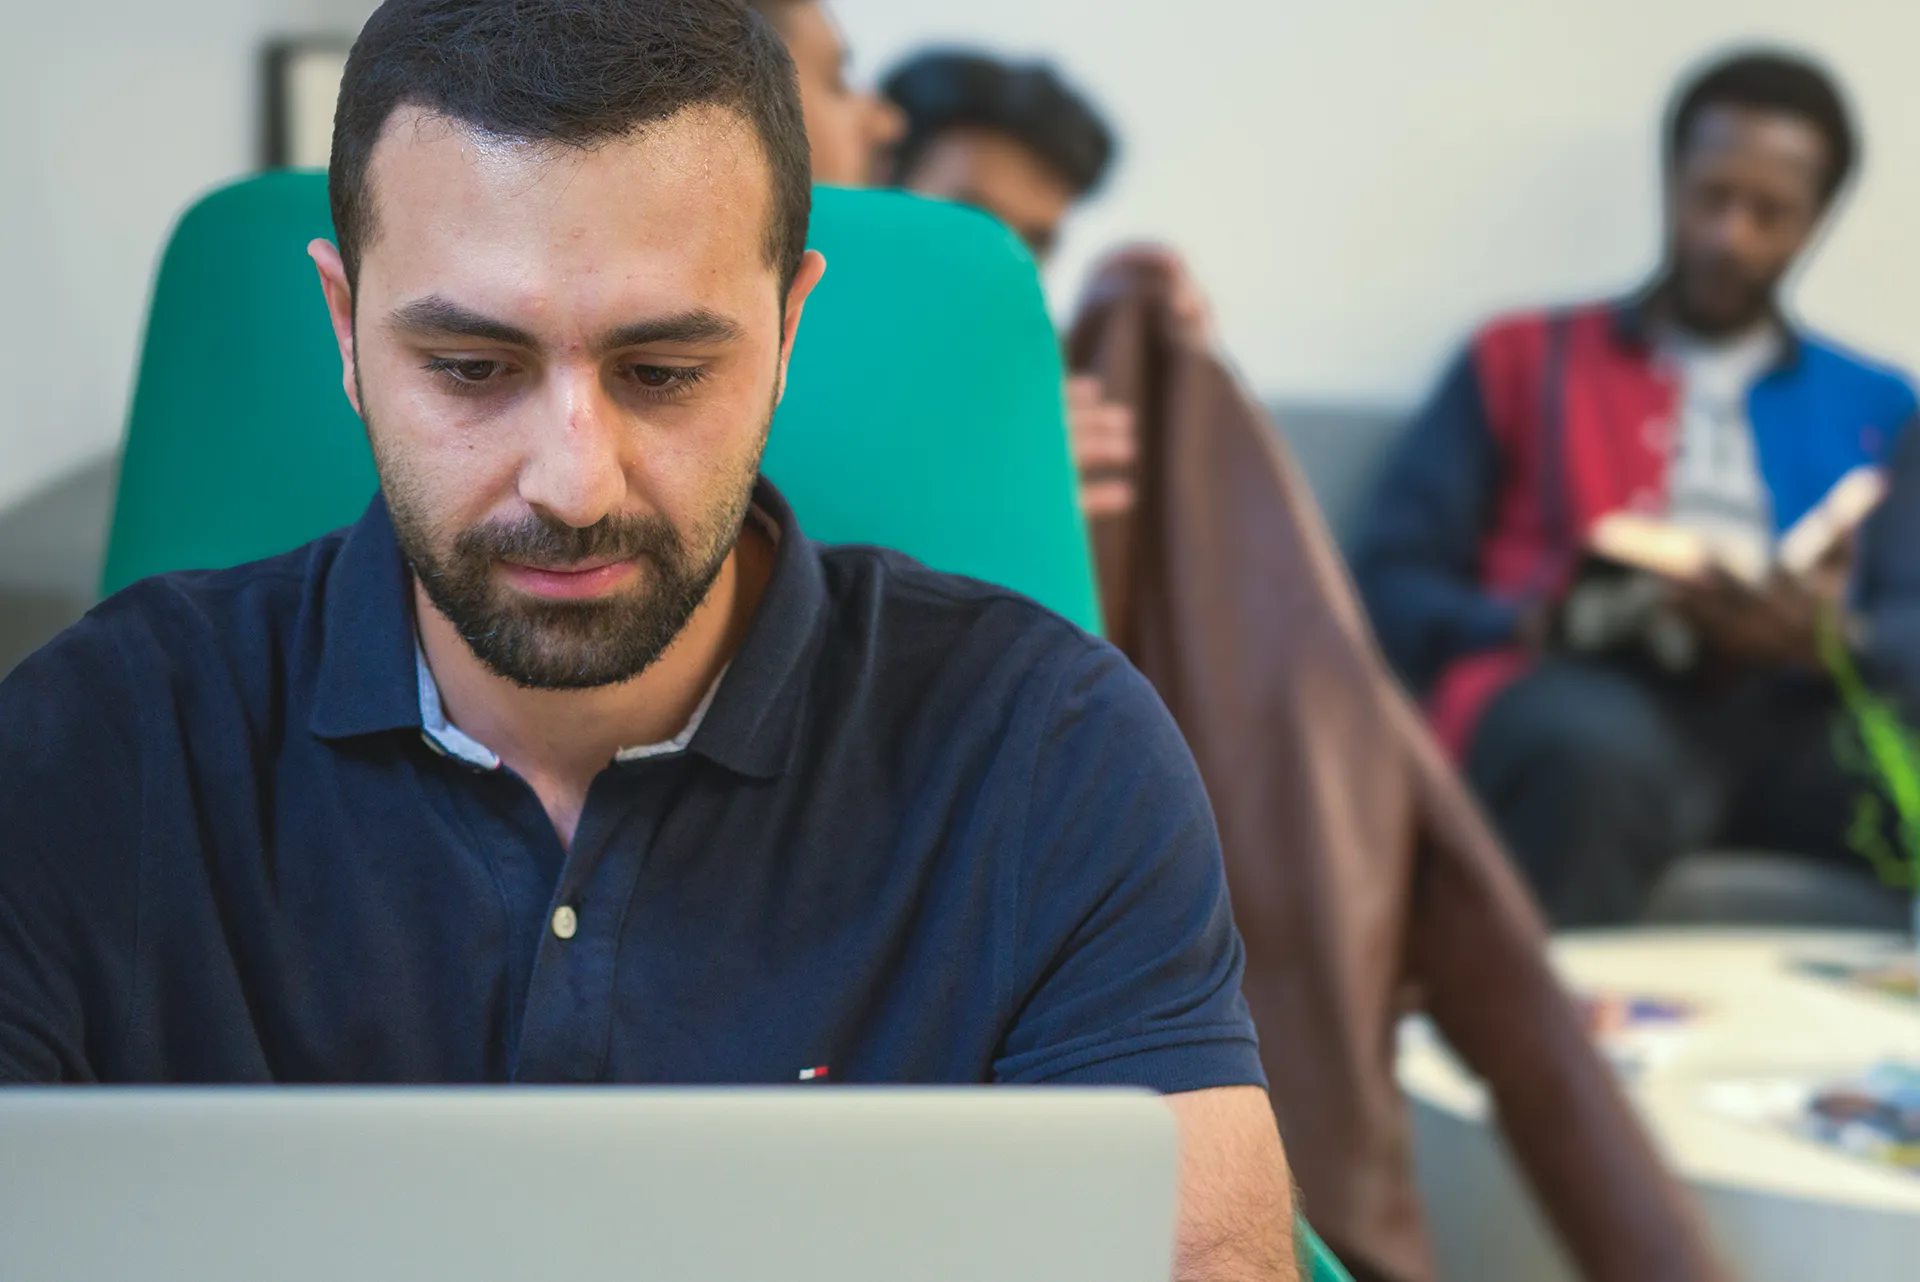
[551,905,579,941]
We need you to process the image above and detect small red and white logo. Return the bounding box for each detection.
[797,1065,830,1082]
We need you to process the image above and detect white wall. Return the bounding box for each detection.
[8,0,1920,512]
[0,0,344,513]
[836,0,1920,408]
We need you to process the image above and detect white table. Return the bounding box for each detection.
[1397,929,1920,1281]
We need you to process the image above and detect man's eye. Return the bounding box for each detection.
[425,358,503,384]
[627,365,706,394]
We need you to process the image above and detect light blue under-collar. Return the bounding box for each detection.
[414,643,724,771]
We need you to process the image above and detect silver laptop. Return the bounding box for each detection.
[0,1087,1177,1282]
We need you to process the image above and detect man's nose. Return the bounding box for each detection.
[517,367,627,530]
[1705,202,1767,263]
[866,92,907,154]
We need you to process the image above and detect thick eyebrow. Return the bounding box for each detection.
[601,310,745,351]
[386,297,538,348]
[385,297,744,352]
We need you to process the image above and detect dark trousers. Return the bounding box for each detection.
[1464,656,1892,927]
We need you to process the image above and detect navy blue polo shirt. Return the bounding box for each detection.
[0,481,1264,1089]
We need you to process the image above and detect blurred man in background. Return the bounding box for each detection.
[747,0,903,185]
[1355,50,1920,927]
[883,49,1215,519]
[883,51,1112,265]
[748,10,1149,519]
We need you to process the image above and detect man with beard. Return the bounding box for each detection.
[0,3,1300,1276]
[1356,50,1920,927]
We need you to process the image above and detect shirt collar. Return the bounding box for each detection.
[307,495,424,743]
[414,640,729,772]
[682,479,822,780]
[309,480,823,782]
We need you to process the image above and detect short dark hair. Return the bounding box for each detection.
[329,0,812,294]
[1667,49,1857,204]
[881,51,1115,198]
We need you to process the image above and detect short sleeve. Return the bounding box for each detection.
[993,644,1266,1092]
[0,613,143,1083]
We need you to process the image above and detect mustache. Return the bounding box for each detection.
[448,511,685,571]
[1683,250,1768,285]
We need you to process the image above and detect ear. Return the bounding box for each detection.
[773,250,828,406]
[308,239,363,418]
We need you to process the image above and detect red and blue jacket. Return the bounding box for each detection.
[1355,299,1920,756]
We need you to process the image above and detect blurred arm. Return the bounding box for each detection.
[1067,375,1140,519]
[1353,351,1521,694]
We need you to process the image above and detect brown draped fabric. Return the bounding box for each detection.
[1066,262,1727,1282]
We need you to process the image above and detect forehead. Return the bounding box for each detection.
[358,105,779,305]
[1680,103,1828,188]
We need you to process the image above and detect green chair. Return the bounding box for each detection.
[102,174,1100,633]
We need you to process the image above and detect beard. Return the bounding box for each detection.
[376,426,766,693]
[1670,250,1779,337]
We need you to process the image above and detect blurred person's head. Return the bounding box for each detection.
[749,0,904,186]
[1660,50,1856,336]
[883,51,1114,263]
[310,0,825,691]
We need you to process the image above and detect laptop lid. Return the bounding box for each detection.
[0,1087,1177,1282]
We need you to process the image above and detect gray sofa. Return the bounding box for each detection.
[0,460,112,679]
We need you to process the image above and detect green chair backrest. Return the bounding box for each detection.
[102,174,1100,632]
